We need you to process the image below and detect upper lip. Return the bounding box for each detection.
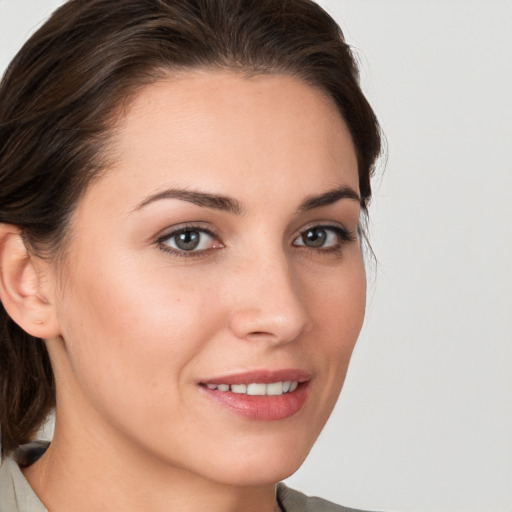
[200,368,312,385]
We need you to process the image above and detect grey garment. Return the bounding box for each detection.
[277,483,376,512]
[0,455,46,512]
[0,443,376,512]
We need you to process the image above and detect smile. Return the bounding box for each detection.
[205,381,299,395]
[200,370,310,421]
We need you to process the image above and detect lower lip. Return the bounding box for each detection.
[200,383,309,421]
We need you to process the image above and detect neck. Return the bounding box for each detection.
[23,411,279,512]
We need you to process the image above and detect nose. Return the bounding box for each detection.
[228,253,313,345]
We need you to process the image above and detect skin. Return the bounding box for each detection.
[17,71,366,511]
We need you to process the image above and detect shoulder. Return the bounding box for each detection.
[277,483,381,512]
[0,444,48,512]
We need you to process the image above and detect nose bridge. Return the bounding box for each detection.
[228,247,312,343]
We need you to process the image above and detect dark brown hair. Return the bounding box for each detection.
[0,0,381,455]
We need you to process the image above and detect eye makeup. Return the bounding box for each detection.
[154,220,355,260]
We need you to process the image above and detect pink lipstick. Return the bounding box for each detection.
[199,369,311,421]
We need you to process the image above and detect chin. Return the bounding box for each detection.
[206,453,308,487]
[189,429,316,487]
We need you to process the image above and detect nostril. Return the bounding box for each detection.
[245,331,278,342]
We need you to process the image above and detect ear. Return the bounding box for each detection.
[0,224,61,339]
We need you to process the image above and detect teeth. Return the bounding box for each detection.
[247,383,266,396]
[230,384,247,394]
[266,382,283,395]
[204,381,299,395]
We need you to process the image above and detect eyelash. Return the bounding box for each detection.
[292,224,356,255]
[156,225,220,258]
[156,223,356,258]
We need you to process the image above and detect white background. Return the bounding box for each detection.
[1,1,511,511]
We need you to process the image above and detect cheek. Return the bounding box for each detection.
[326,266,366,356]
[304,250,366,391]
[54,251,225,423]
[309,248,366,338]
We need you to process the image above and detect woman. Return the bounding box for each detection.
[0,0,381,510]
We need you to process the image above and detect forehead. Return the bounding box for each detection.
[88,70,359,210]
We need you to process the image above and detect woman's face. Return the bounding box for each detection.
[48,71,365,485]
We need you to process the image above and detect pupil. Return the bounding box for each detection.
[303,228,326,247]
[176,231,200,250]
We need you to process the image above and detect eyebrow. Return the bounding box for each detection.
[297,186,361,212]
[133,188,244,215]
[133,185,360,214]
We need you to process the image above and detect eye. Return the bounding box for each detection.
[158,227,222,254]
[292,224,355,250]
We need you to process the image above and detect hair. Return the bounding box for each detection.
[0,0,381,455]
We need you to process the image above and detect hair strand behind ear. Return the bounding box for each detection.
[0,306,54,456]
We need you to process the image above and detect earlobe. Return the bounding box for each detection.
[0,224,61,339]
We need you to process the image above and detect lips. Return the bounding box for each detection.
[199,369,311,421]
